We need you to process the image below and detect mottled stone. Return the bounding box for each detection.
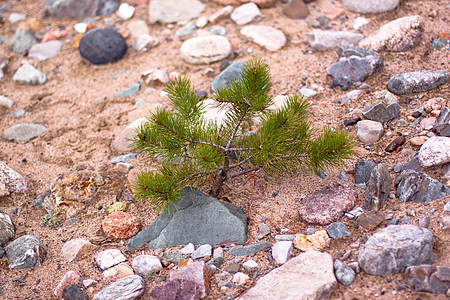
[132,255,162,276]
[8,28,37,54]
[364,164,391,211]
[356,211,384,230]
[5,235,46,270]
[326,222,351,239]
[358,225,434,275]
[362,102,400,124]
[238,250,337,300]
[169,261,209,298]
[102,212,141,239]
[63,284,88,300]
[0,212,14,245]
[61,238,97,262]
[354,160,376,184]
[294,230,330,252]
[418,137,450,167]
[298,181,357,225]
[179,35,231,65]
[334,259,355,286]
[104,202,129,215]
[79,28,127,65]
[92,275,145,300]
[395,169,450,203]
[385,136,406,153]
[94,249,127,272]
[0,162,27,198]
[388,70,450,95]
[54,270,81,298]
[359,15,425,52]
[405,265,450,294]
[241,25,286,51]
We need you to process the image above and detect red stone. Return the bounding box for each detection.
[102,211,141,239]
[298,181,358,225]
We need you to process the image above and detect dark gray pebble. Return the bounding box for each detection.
[79,27,127,65]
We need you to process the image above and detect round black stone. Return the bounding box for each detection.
[79,27,127,65]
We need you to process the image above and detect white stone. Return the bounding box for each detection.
[209,5,233,24]
[418,137,450,167]
[231,3,263,26]
[307,30,364,51]
[13,63,46,85]
[0,96,13,108]
[128,20,149,38]
[141,68,169,85]
[132,255,162,276]
[243,260,258,271]
[8,13,26,23]
[149,0,205,24]
[356,120,384,144]
[179,35,231,65]
[133,34,159,53]
[28,41,63,61]
[196,17,208,28]
[272,241,293,265]
[74,23,88,34]
[117,3,135,20]
[300,88,317,98]
[3,123,46,143]
[203,98,230,125]
[354,17,369,30]
[94,249,127,271]
[179,243,195,254]
[342,0,400,14]
[92,275,145,300]
[233,272,250,284]
[241,25,286,52]
[238,250,337,299]
[112,118,148,153]
[191,244,212,259]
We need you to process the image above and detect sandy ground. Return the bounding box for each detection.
[0,0,449,299]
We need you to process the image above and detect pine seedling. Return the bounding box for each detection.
[131,59,355,215]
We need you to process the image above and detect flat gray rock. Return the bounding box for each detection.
[92,275,145,300]
[8,28,37,54]
[358,225,434,275]
[362,102,400,124]
[4,123,46,142]
[126,188,247,250]
[355,160,376,184]
[211,61,244,94]
[395,169,450,203]
[149,0,205,24]
[229,241,272,256]
[5,235,46,270]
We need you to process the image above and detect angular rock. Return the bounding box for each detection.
[238,250,337,300]
[8,28,37,54]
[79,28,127,65]
[359,15,425,52]
[179,243,195,254]
[63,284,88,300]
[191,244,212,260]
[327,55,383,91]
[113,82,140,98]
[241,25,286,52]
[4,123,46,142]
[434,124,450,137]
[342,0,400,13]
[94,249,127,272]
[307,30,364,51]
[358,225,434,275]
[231,3,263,25]
[61,238,97,262]
[0,212,14,245]
[395,169,450,203]
[388,70,450,95]
[362,102,400,124]
[102,212,141,239]
[92,275,145,300]
[257,223,271,239]
[5,235,46,270]
[104,202,129,215]
[179,36,231,65]
[298,181,357,225]
[355,160,376,184]
[364,164,391,211]
[326,222,351,239]
[334,259,355,286]
[405,265,450,294]
[126,188,247,250]
[13,64,47,85]
[0,162,27,198]
[356,211,384,231]
[133,34,159,53]
[233,272,250,284]
[28,41,63,61]
[272,241,293,265]
[150,278,202,300]
[132,255,162,276]
[55,270,81,298]
[141,69,168,86]
[243,260,258,271]
[211,61,244,94]
[149,0,205,24]
[45,0,120,18]
[169,261,209,298]
[418,136,450,167]
[229,241,271,256]
[356,120,384,144]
